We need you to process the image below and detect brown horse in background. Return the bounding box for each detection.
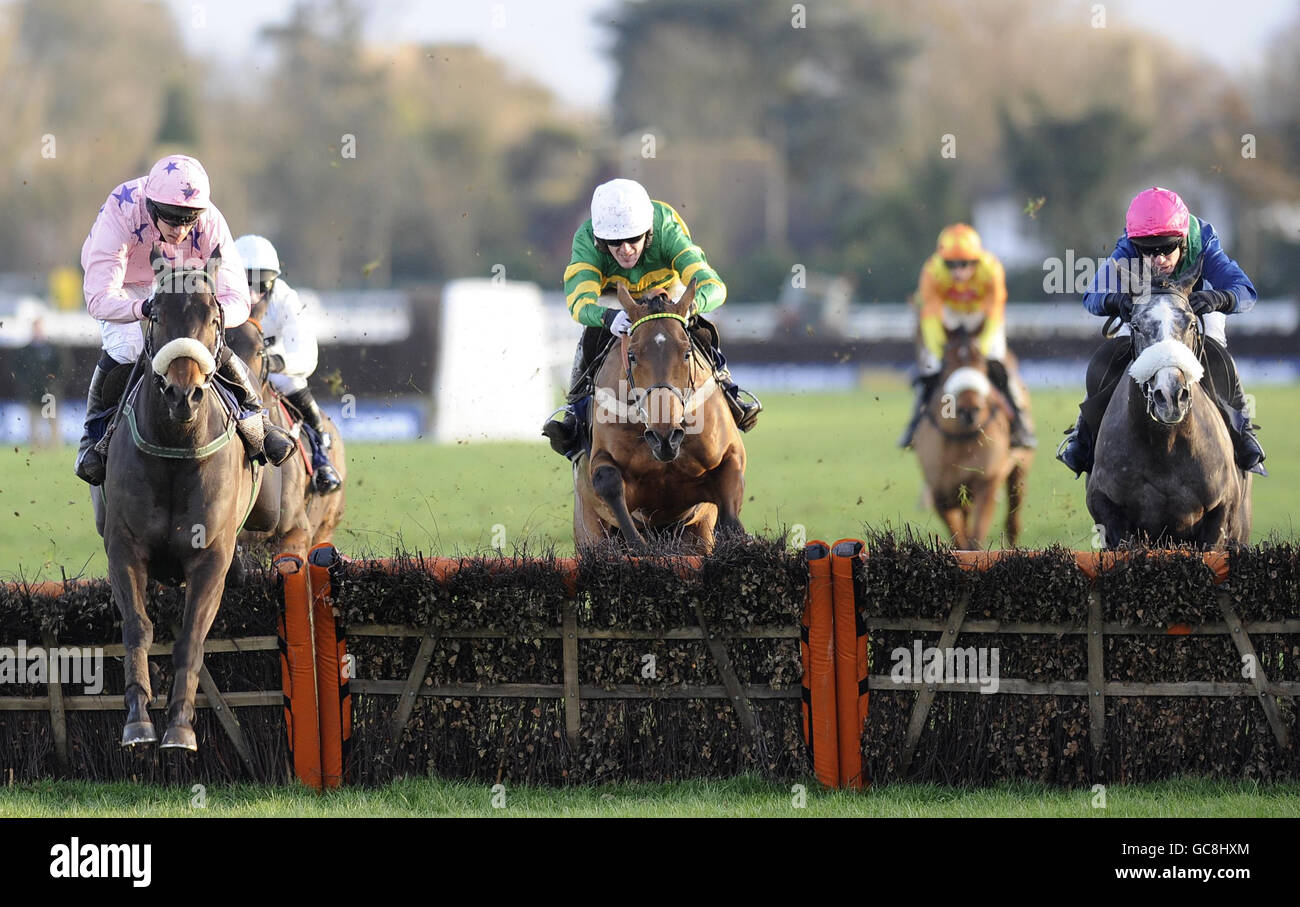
[225,303,346,563]
[913,324,1032,549]
[572,282,746,552]
[95,245,261,750]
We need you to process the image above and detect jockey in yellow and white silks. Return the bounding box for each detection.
[899,223,1036,449]
[234,234,342,493]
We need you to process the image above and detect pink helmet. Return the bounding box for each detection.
[1125,187,1189,239]
[144,154,211,209]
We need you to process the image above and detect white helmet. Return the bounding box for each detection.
[234,234,280,275]
[590,179,653,240]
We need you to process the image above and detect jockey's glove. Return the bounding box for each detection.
[1189,289,1236,315]
[138,296,154,320]
[604,308,632,336]
[267,353,286,373]
[1101,292,1133,321]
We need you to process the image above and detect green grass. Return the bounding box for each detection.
[4,384,1297,580]
[1,776,1297,817]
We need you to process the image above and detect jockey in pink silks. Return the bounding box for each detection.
[75,154,294,485]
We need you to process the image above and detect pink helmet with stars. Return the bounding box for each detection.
[143,154,211,209]
[1125,187,1189,239]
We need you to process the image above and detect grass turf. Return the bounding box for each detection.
[3,385,1296,580]
[2,776,1298,818]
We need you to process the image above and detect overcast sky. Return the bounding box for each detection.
[167,0,1296,111]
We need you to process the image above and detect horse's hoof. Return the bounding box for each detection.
[121,721,158,747]
[160,725,197,751]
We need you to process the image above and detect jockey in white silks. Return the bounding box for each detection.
[75,154,294,485]
[234,235,342,493]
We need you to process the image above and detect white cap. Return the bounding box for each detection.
[234,234,280,274]
[590,179,653,240]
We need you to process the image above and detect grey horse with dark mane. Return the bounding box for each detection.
[1087,260,1252,548]
[94,246,265,750]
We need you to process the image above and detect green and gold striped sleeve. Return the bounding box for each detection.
[563,223,608,327]
[656,202,726,313]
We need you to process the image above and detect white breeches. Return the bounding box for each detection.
[270,372,309,394]
[919,316,1006,376]
[99,285,152,364]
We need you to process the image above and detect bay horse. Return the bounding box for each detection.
[1087,261,1251,548]
[573,281,746,553]
[912,324,1032,549]
[96,245,262,750]
[225,305,346,563]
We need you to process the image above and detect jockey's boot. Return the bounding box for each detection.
[542,339,595,461]
[1055,411,1094,477]
[987,360,1037,449]
[286,388,343,493]
[216,348,295,466]
[713,361,762,432]
[74,353,134,486]
[897,373,942,448]
[1201,338,1267,475]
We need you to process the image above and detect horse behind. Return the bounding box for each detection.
[573,281,746,553]
[912,324,1032,549]
[1087,262,1251,548]
[225,311,346,563]
[96,245,260,750]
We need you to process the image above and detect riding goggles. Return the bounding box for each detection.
[1132,237,1182,257]
[147,199,203,227]
[247,273,277,296]
[943,258,978,269]
[601,231,649,249]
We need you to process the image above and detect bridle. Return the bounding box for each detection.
[243,316,270,385]
[925,334,1003,441]
[621,311,698,425]
[1124,285,1205,422]
[143,268,224,391]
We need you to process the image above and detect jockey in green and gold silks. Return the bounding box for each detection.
[542,178,760,460]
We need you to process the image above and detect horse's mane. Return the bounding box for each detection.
[639,290,671,314]
[153,266,219,298]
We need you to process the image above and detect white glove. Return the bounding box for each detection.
[609,310,632,336]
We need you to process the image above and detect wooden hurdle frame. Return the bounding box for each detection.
[812,542,1300,788]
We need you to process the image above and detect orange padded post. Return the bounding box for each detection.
[276,554,321,790]
[308,543,349,789]
[831,539,868,788]
[801,541,838,788]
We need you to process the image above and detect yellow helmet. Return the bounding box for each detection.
[936,223,983,261]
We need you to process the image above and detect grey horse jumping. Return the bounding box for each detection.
[1087,261,1252,548]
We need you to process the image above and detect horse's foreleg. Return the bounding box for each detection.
[935,501,969,550]
[590,462,647,553]
[109,553,156,746]
[574,473,609,551]
[711,453,747,542]
[1005,460,1029,547]
[967,480,1001,550]
[1197,503,1230,550]
[162,553,229,751]
[1087,492,1131,549]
